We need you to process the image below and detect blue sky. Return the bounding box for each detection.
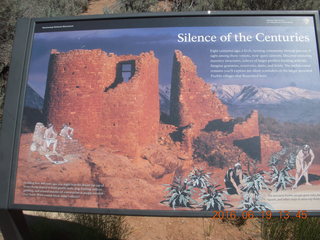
[27,25,320,97]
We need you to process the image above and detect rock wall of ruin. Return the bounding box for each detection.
[260,134,282,165]
[44,49,159,157]
[170,50,230,134]
[229,110,260,140]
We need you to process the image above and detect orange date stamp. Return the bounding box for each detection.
[212,210,308,220]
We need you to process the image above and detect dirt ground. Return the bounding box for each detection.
[23,210,263,240]
[122,216,262,240]
[81,0,117,15]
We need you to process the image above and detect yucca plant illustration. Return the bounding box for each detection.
[239,193,272,211]
[242,172,270,196]
[240,171,272,211]
[268,147,287,167]
[199,184,232,211]
[270,166,295,191]
[268,149,296,191]
[161,177,197,209]
[187,168,211,188]
[285,152,296,170]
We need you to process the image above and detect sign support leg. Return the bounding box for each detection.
[0,210,31,240]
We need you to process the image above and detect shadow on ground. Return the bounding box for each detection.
[25,215,111,240]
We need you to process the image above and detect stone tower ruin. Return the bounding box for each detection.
[44,49,159,157]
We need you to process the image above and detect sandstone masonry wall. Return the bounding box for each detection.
[229,110,260,140]
[44,49,159,157]
[260,134,282,165]
[170,50,230,134]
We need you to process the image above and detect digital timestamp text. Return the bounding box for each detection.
[212,210,308,220]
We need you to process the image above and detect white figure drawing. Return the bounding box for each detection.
[30,122,46,152]
[59,123,74,140]
[30,122,69,164]
[293,144,315,188]
[43,123,58,153]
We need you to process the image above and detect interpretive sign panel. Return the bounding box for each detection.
[1,12,320,216]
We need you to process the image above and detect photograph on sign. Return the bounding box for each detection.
[13,15,320,213]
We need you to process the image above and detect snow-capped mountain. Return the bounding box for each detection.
[211,84,320,123]
[159,84,171,115]
[159,83,320,123]
[212,84,320,105]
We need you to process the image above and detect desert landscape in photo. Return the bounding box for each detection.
[15,44,320,212]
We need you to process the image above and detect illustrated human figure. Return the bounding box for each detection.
[293,144,315,188]
[224,163,244,195]
[30,122,46,152]
[59,123,74,140]
[43,123,58,153]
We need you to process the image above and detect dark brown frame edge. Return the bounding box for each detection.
[1,11,320,218]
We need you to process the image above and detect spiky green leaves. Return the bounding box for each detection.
[270,166,295,191]
[161,177,197,209]
[161,169,231,211]
[239,193,272,211]
[199,184,232,211]
[242,173,270,196]
[187,168,211,188]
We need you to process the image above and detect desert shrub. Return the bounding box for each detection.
[64,213,132,240]
[261,218,295,240]
[261,217,320,240]
[206,152,227,168]
[193,133,241,168]
[192,135,215,163]
[222,217,248,228]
